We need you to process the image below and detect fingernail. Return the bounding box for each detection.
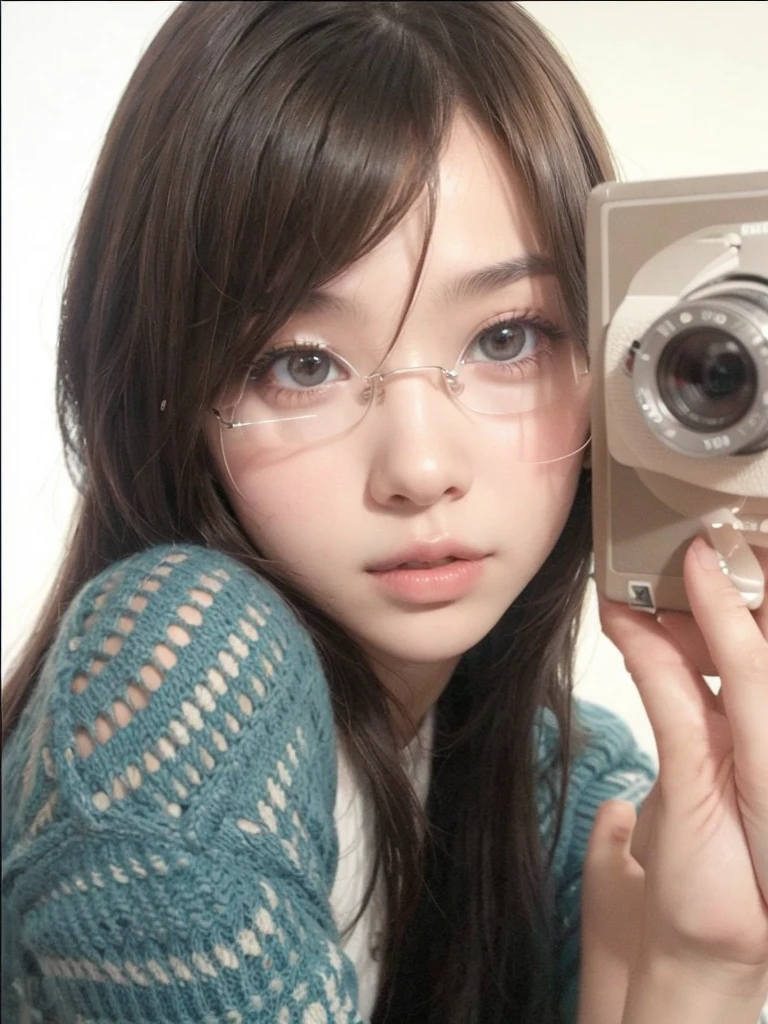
[697,521,766,608]
[694,537,723,571]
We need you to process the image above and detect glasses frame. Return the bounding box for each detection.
[212,346,589,431]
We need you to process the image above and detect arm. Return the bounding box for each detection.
[2,546,365,1023]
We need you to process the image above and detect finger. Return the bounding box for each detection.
[630,783,659,869]
[684,537,768,773]
[583,800,643,927]
[752,545,768,636]
[584,798,639,877]
[654,611,718,678]
[638,543,768,703]
[599,596,718,775]
[581,800,645,1024]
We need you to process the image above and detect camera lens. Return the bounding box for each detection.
[657,327,757,432]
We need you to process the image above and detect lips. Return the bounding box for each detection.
[366,544,488,604]
[398,557,456,569]
[367,542,487,573]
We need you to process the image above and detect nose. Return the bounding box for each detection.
[365,369,473,510]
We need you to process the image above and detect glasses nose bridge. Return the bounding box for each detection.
[367,364,461,403]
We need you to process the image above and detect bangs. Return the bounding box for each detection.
[189,3,457,375]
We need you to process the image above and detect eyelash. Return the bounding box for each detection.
[478,310,568,345]
[246,309,569,381]
[248,341,326,382]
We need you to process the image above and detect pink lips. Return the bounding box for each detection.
[367,542,488,604]
[367,541,487,573]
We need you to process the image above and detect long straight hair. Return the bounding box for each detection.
[2,4,613,1020]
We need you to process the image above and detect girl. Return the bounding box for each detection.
[2,3,767,1023]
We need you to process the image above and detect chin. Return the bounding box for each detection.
[348,605,507,667]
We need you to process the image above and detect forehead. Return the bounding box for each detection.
[314,114,545,314]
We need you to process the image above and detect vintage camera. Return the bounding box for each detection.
[588,171,768,612]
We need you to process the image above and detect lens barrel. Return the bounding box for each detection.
[631,282,768,457]
[657,327,757,432]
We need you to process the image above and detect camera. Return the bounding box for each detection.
[587,171,768,612]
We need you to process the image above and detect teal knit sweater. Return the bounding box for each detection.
[2,545,655,1022]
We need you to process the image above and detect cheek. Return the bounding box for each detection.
[489,445,584,550]
[211,437,353,561]
[486,383,589,510]
[473,380,591,466]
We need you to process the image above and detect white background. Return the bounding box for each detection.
[3,1,768,756]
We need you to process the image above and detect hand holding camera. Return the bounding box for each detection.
[586,172,768,1020]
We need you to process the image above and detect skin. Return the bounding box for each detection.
[581,543,768,1022]
[209,112,768,1019]
[210,114,589,739]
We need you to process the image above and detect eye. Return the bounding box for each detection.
[463,320,538,364]
[262,346,347,390]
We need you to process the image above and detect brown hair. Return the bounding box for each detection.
[2,4,613,1020]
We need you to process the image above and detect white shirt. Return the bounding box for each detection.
[330,714,434,1019]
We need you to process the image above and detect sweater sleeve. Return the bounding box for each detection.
[540,701,657,1024]
[2,546,365,1023]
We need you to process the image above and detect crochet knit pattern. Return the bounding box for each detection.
[2,545,655,1022]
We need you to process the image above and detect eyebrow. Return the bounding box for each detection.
[295,251,556,316]
[439,252,556,305]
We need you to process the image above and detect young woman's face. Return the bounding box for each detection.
[209,116,589,686]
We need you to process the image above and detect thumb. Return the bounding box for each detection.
[579,801,645,1024]
[583,800,642,932]
[585,798,638,879]
[581,794,643,917]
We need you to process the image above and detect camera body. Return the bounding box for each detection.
[588,171,768,612]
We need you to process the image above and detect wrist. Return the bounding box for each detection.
[623,950,768,1024]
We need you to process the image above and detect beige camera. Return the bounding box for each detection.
[588,171,768,612]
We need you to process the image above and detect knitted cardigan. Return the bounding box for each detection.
[2,545,655,1023]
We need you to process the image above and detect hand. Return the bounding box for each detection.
[598,537,768,997]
